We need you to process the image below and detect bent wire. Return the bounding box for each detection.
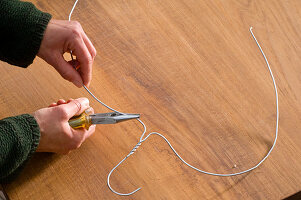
[69,0,279,196]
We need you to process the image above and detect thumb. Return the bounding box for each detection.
[54,54,83,87]
[60,97,90,119]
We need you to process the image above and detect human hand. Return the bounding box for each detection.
[33,97,96,154]
[38,19,97,87]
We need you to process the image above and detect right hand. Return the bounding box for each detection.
[33,97,96,154]
[38,19,97,87]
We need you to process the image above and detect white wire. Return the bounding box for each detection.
[68,0,79,21]
[69,0,279,196]
[83,85,123,114]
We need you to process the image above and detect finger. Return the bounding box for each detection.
[68,59,80,70]
[82,32,97,59]
[54,53,83,87]
[48,103,57,107]
[72,37,93,87]
[89,107,94,114]
[84,107,94,116]
[60,97,90,119]
[72,124,96,141]
[57,99,66,105]
[85,124,96,139]
[67,98,74,103]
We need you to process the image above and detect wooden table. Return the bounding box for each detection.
[2,0,301,199]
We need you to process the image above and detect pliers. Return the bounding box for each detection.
[68,108,140,129]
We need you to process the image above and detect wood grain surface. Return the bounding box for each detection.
[2,0,301,199]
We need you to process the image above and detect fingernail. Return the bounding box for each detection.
[89,125,96,131]
[85,107,93,115]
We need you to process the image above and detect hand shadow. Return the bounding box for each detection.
[2,152,61,193]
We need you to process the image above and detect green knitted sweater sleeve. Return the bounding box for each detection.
[0,0,52,67]
[0,114,40,182]
[0,0,51,182]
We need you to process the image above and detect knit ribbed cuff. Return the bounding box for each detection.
[24,12,52,67]
[0,114,40,183]
[22,114,41,156]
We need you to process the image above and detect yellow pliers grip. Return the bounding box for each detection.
[68,107,93,130]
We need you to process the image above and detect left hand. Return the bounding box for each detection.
[38,19,97,87]
[34,98,96,154]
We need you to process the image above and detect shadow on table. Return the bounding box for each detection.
[283,191,301,200]
[3,153,61,193]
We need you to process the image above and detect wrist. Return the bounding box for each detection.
[33,110,47,152]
